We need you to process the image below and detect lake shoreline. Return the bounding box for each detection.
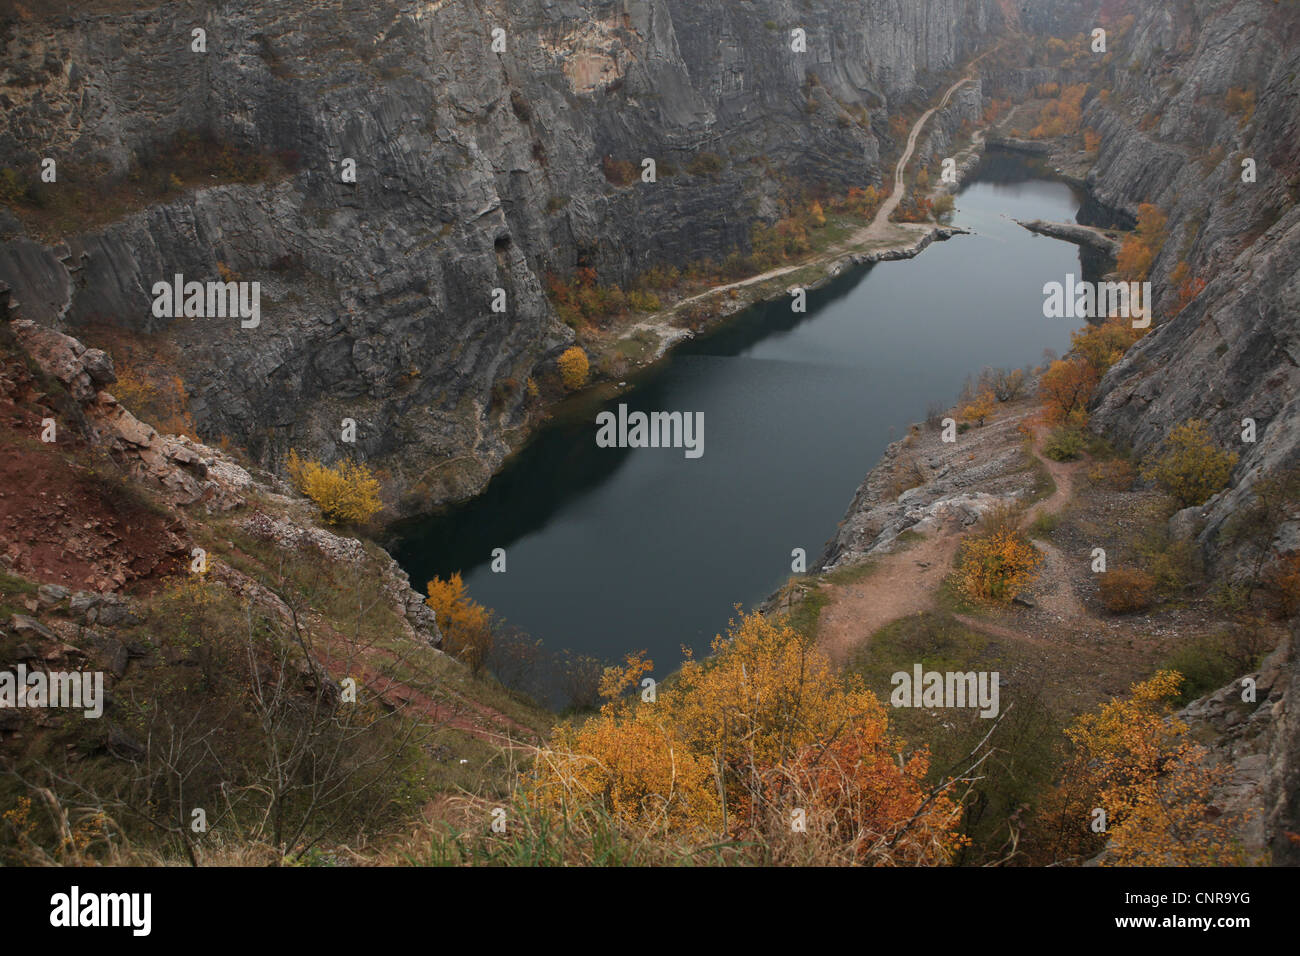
[390,155,1098,687]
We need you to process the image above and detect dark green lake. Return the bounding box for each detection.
[392,153,1088,697]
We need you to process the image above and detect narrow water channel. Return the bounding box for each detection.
[392,152,1089,688]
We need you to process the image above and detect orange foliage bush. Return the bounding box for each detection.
[529,611,964,860]
[557,346,589,391]
[1029,671,1245,865]
[773,721,966,864]
[895,193,934,223]
[1098,568,1157,613]
[1169,261,1207,317]
[839,185,881,217]
[111,364,196,438]
[1116,203,1168,281]
[1224,87,1256,127]
[1070,316,1146,374]
[957,522,1043,606]
[960,388,996,426]
[601,156,638,186]
[1038,356,1098,427]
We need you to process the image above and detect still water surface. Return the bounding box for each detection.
[392,153,1087,683]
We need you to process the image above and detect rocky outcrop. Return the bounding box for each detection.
[5,318,441,648]
[11,318,256,507]
[0,0,1005,512]
[1179,626,1300,864]
[818,402,1038,571]
[1013,218,1122,258]
[1062,0,1300,565]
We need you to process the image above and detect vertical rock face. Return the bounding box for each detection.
[1071,0,1300,556]
[1179,627,1300,864]
[0,0,1003,510]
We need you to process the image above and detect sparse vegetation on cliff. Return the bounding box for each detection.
[287,450,383,525]
[1140,420,1238,508]
[1028,671,1250,866]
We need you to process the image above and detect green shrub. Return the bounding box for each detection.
[1028,512,1059,539]
[1162,629,1272,705]
[1138,528,1202,596]
[1141,420,1238,507]
[1043,426,1086,461]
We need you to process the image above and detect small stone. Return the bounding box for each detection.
[81,348,117,386]
[37,583,71,607]
[96,600,131,627]
[9,614,55,641]
[84,631,129,677]
[70,590,100,618]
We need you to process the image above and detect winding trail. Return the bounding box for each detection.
[658,61,988,318]
[818,520,964,665]
[869,73,975,233]
[816,419,1094,665]
[1018,423,1088,621]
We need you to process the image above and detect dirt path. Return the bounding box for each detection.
[814,423,1093,664]
[317,648,541,747]
[867,74,974,235]
[1023,424,1088,621]
[817,516,964,665]
[666,68,983,316]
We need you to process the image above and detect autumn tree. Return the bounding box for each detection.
[1140,419,1238,507]
[1029,83,1087,138]
[843,185,880,217]
[557,346,589,391]
[425,573,494,676]
[1116,203,1168,281]
[960,388,996,426]
[1069,316,1145,376]
[529,611,965,860]
[982,367,1026,402]
[1028,671,1247,865]
[1037,356,1098,427]
[286,450,382,525]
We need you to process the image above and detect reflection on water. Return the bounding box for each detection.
[392,153,1088,699]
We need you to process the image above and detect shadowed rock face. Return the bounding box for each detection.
[1072,0,1300,559]
[0,0,1002,510]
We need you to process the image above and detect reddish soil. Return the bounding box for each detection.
[314,645,541,747]
[0,346,186,593]
[819,519,964,665]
